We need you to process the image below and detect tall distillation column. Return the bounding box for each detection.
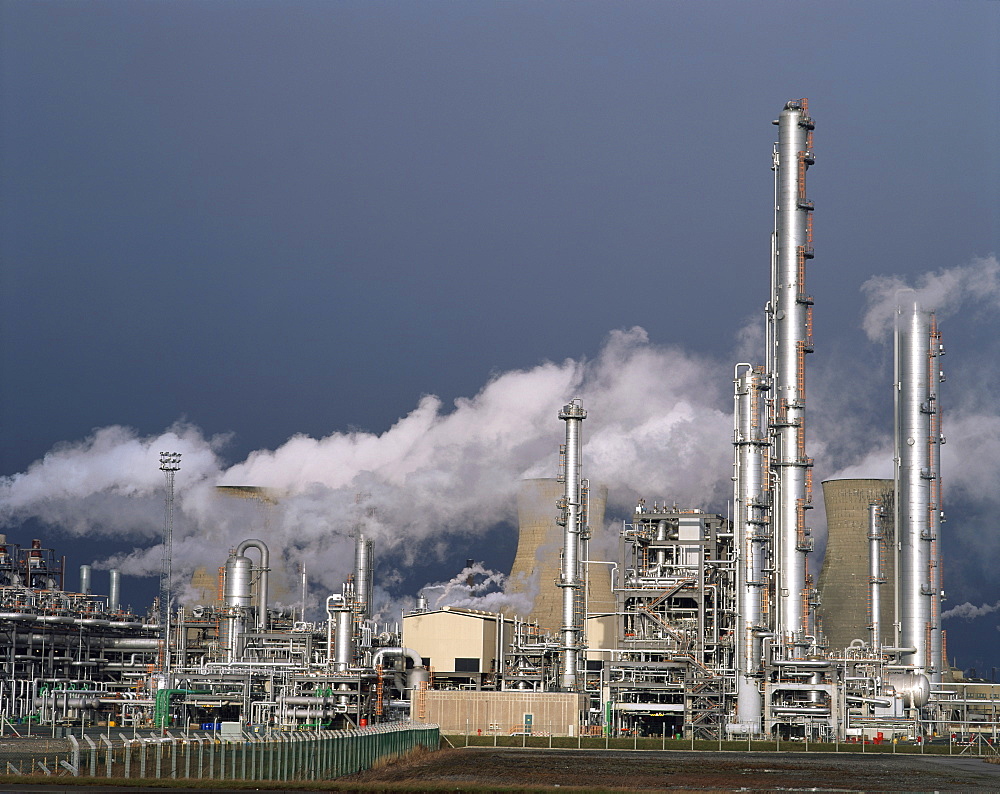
[868,504,884,648]
[734,364,770,729]
[557,398,586,691]
[895,299,943,679]
[767,100,815,653]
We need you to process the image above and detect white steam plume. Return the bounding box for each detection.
[942,601,1000,621]
[0,327,733,611]
[421,563,531,614]
[861,254,1000,341]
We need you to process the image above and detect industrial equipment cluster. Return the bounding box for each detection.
[0,101,992,742]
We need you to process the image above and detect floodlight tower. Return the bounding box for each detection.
[158,451,182,659]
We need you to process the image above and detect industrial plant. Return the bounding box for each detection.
[1,100,995,743]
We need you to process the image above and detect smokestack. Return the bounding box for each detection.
[79,564,92,595]
[768,99,816,654]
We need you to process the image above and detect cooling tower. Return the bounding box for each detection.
[817,479,895,651]
[507,478,613,633]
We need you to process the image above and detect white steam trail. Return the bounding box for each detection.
[0,327,733,616]
[941,601,1000,620]
[861,254,1000,341]
[941,601,1000,621]
[420,562,531,614]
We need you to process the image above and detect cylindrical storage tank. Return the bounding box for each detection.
[223,554,253,660]
[224,555,253,608]
[886,671,930,709]
[407,666,430,693]
[817,479,894,651]
[79,565,91,596]
[334,607,353,671]
[108,569,121,612]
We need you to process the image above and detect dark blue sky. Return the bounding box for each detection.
[1,1,998,668]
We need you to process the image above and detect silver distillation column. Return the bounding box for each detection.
[557,398,586,691]
[767,99,815,654]
[868,503,884,648]
[354,531,374,623]
[895,299,943,680]
[734,364,769,730]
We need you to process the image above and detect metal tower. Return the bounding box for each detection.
[158,451,181,656]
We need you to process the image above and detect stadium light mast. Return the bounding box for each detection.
[158,451,182,671]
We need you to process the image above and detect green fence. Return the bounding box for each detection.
[0,722,439,781]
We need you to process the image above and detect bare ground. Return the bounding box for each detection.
[345,747,1000,792]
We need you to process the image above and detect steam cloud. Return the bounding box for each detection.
[942,601,1000,621]
[0,327,733,618]
[861,254,1000,341]
[4,255,1000,623]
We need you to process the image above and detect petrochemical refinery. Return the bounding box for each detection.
[1,100,995,742]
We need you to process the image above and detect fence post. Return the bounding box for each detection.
[68,734,81,776]
[100,735,113,778]
[84,734,98,776]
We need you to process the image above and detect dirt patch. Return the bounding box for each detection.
[344,747,1000,792]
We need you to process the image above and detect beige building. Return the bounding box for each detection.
[403,607,513,685]
[417,690,588,736]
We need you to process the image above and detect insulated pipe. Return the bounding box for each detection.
[734,363,768,729]
[371,646,423,670]
[108,569,121,612]
[557,398,586,691]
[895,301,934,675]
[236,539,270,631]
[769,99,815,653]
[868,504,883,647]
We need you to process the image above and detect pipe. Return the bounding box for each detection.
[557,398,586,691]
[371,647,423,670]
